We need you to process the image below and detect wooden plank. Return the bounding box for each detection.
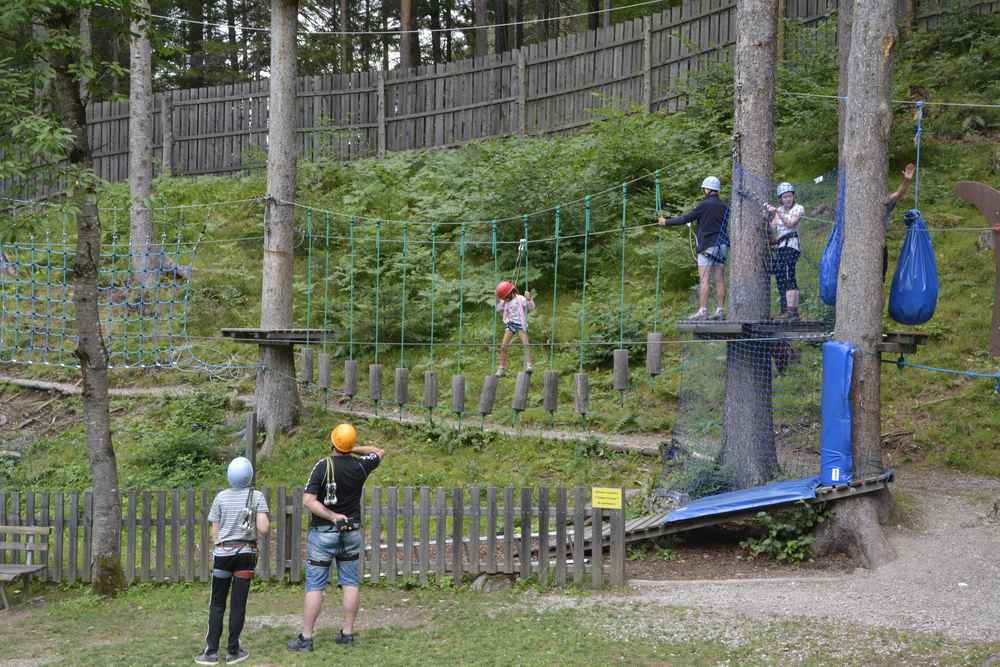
[386,487,397,583]
[201,489,211,582]
[555,487,567,587]
[53,493,63,582]
[67,491,78,584]
[538,488,549,585]
[402,487,414,579]
[486,486,497,574]
[573,487,585,585]
[25,493,35,567]
[141,491,151,582]
[451,488,463,580]
[610,489,626,586]
[0,491,6,564]
[11,492,20,565]
[435,488,446,581]
[259,488,271,581]
[291,491,302,583]
[0,525,50,536]
[156,491,166,581]
[370,487,381,582]
[171,490,180,582]
[468,485,480,576]
[185,488,195,582]
[0,542,48,552]
[591,508,604,588]
[519,487,531,578]
[39,492,49,581]
[503,487,514,574]
[418,487,430,585]
[275,487,286,582]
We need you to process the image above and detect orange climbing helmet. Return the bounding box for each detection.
[330,423,357,453]
[495,280,516,300]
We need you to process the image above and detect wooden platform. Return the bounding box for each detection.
[877,331,930,355]
[675,318,831,341]
[220,328,337,345]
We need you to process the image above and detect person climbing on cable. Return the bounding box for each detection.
[883,163,916,281]
[658,176,730,320]
[195,457,269,665]
[765,182,805,321]
[494,280,535,377]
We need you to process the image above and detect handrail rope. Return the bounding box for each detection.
[892,357,1000,392]
[491,220,498,371]
[578,196,591,372]
[549,206,560,368]
[780,91,1000,109]
[400,222,408,369]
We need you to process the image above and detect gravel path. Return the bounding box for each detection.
[541,468,1000,644]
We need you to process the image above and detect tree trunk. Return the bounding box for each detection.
[474,0,489,57]
[431,0,443,63]
[494,0,508,54]
[226,0,240,74]
[445,0,453,60]
[257,0,302,457]
[79,6,92,105]
[588,0,600,31]
[129,1,155,298]
[340,0,352,72]
[382,9,390,72]
[46,5,124,596]
[190,0,206,87]
[720,0,779,490]
[837,0,853,156]
[514,0,523,48]
[536,0,549,41]
[401,0,416,69]
[825,0,898,569]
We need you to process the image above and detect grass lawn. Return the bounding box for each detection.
[0,582,996,666]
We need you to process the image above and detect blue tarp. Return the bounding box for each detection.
[820,340,855,486]
[664,476,820,524]
[818,172,846,306]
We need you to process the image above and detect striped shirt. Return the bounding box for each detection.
[208,488,269,556]
[497,294,534,329]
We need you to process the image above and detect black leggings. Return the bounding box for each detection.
[206,551,256,654]
[772,246,800,298]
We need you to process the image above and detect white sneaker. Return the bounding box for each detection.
[495,367,507,377]
[710,307,724,320]
[525,364,533,373]
[688,308,708,320]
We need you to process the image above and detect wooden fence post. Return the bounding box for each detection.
[642,20,653,113]
[517,50,527,137]
[610,486,626,586]
[161,94,173,177]
[377,71,387,159]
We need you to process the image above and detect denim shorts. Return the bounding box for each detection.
[697,245,728,268]
[505,321,524,334]
[305,526,363,591]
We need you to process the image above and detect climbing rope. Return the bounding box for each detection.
[305,209,313,346]
[619,183,628,350]
[374,220,381,367]
[579,197,591,373]
[458,223,465,374]
[653,170,664,333]
[349,217,356,360]
[322,213,331,359]
[549,206,560,369]
[892,357,1000,394]
[491,220,498,371]
[430,224,437,366]
[913,100,925,212]
[522,214,529,295]
[400,222,408,368]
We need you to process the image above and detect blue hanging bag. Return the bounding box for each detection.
[818,174,846,306]
[889,209,938,325]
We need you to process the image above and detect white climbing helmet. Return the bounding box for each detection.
[227,457,254,489]
[776,182,795,197]
[701,176,721,192]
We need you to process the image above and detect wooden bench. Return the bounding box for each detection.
[0,526,50,610]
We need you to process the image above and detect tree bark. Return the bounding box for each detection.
[474,0,489,57]
[256,0,302,457]
[340,0,352,72]
[226,0,240,74]
[46,4,124,596]
[720,0,779,490]
[836,0,853,157]
[536,0,549,41]
[826,0,898,569]
[514,0,523,48]
[129,1,155,297]
[494,0,508,54]
[401,0,416,69]
[189,0,206,87]
[588,0,600,31]
[431,0,443,63]
[79,6,92,105]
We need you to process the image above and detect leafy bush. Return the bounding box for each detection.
[740,502,828,564]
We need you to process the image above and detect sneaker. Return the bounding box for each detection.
[334,630,355,646]
[687,308,708,320]
[525,363,533,373]
[495,367,507,378]
[194,650,219,665]
[225,648,249,665]
[710,307,724,320]
[287,634,314,652]
[787,309,801,322]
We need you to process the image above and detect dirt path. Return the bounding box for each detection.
[535,467,1000,643]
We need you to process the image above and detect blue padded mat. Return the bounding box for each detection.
[665,476,821,524]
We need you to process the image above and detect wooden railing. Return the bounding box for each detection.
[0,485,628,588]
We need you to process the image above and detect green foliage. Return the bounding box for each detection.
[419,424,500,455]
[675,460,734,500]
[740,502,829,564]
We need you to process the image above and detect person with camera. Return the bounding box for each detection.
[195,457,269,665]
[288,423,384,652]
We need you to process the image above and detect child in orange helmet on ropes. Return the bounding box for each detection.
[494,280,535,377]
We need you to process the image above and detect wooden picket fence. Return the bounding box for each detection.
[3,0,995,201]
[0,485,627,588]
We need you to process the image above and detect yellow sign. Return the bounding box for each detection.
[591,487,622,510]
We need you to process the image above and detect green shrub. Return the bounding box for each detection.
[740,502,828,564]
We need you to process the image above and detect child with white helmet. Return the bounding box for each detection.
[765,181,805,320]
[658,176,730,320]
[195,457,270,665]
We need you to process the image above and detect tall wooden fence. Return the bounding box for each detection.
[0,484,628,588]
[2,0,996,201]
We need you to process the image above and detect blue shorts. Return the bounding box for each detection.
[305,526,363,591]
[505,321,524,334]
